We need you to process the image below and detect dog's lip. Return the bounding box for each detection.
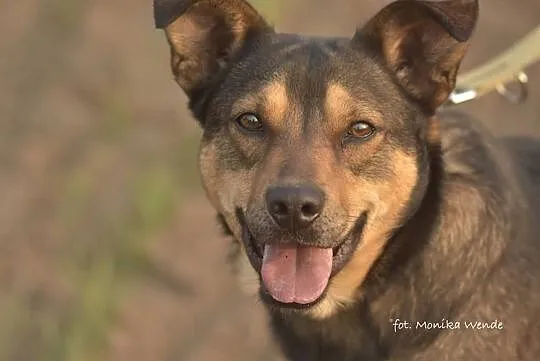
[238,211,367,301]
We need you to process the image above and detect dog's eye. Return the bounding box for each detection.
[235,113,264,132]
[346,121,376,140]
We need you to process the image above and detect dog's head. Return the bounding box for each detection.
[154,0,478,318]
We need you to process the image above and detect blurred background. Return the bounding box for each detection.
[0,0,539,360]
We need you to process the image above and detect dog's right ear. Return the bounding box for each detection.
[154,0,273,96]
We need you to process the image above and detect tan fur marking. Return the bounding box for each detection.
[198,140,221,211]
[199,139,251,239]
[325,83,353,120]
[427,117,441,146]
[261,81,289,127]
[325,83,382,131]
[231,80,291,130]
[200,140,259,294]
[309,151,418,319]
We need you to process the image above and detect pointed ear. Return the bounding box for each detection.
[153,0,273,96]
[355,0,479,113]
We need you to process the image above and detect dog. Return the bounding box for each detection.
[152,0,540,359]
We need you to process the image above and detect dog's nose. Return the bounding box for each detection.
[265,185,325,230]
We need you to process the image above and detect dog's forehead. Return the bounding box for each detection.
[215,34,406,125]
[223,34,390,99]
[239,34,377,86]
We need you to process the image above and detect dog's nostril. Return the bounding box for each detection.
[271,201,289,217]
[300,203,318,218]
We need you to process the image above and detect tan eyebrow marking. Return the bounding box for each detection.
[325,83,383,129]
[231,80,290,128]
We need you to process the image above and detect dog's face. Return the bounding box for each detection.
[154,0,478,318]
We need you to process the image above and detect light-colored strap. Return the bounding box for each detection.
[445,24,540,107]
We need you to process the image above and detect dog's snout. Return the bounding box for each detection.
[265,185,325,230]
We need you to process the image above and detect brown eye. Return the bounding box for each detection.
[347,121,375,140]
[235,113,264,132]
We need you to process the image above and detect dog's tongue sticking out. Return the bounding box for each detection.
[261,244,332,304]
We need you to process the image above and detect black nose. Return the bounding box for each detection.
[265,185,325,230]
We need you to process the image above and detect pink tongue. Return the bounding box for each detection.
[261,244,333,304]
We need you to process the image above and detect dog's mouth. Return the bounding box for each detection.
[237,210,366,310]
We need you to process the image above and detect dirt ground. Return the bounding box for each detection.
[0,1,539,361]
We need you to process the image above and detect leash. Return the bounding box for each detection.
[444,24,540,107]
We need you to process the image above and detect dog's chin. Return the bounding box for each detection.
[236,210,367,312]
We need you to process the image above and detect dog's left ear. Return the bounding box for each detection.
[153,0,273,96]
[355,0,479,113]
